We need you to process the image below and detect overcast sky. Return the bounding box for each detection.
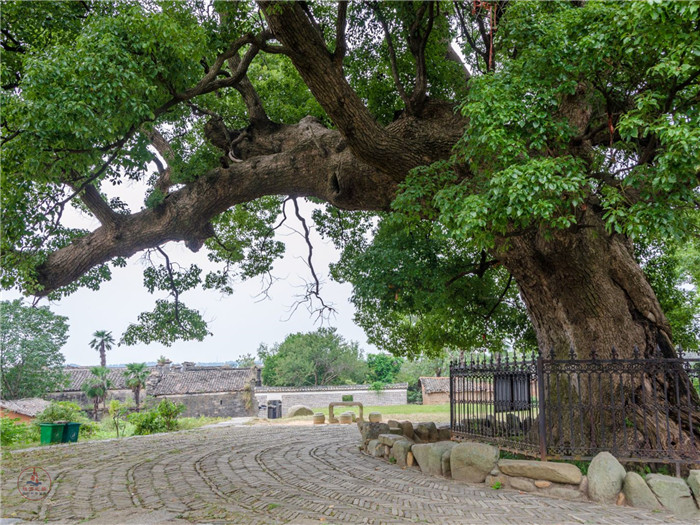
[3,178,379,366]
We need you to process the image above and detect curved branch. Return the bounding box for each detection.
[33,117,401,296]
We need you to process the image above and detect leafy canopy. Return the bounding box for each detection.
[0,299,69,399]
[257,327,367,387]
[398,1,700,248]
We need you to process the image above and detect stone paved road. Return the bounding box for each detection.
[0,425,691,524]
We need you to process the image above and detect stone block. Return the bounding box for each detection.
[414,422,438,443]
[389,427,403,435]
[646,474,700,519]
[436,423,451,441]
[407,451,414,467]
[387,419,400,428]
[485,474,510,488]
[368,412,382,423]
[286,405,314,417]
[390,439,414,468]
[510,477,536,492]
[361,422,390,444]
[587,452,626,504]
[623,472,661,510]
[367,439,379,456]
[498,459,582,485]
[450,442,499,483]
[412,442,457,477]
[687,470,700,502]
[442,449,453,478]
[378,434,407,447]
[534,480,551,489]
[399,421,414,440]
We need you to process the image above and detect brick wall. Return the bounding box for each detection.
[155,392,256,418]
[422,392,450,405]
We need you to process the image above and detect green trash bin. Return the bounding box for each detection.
[62,422,81,443]
[39,423,66,445]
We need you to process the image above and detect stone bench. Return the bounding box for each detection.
[328,401,363,424]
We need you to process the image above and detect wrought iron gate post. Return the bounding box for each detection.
[536,352,547,461]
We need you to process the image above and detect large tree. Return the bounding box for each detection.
[1,2,698,451]
[258,328,367,387]
[0,299,69,399]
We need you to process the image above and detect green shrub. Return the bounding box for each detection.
[1,416,32,446]
[35,401,84,423]
[129,410,161,435]
[35,401,93,440]
[156,399,186,430]
[129,399,185,435]
[342,395,353,402]
[369,381,386,393]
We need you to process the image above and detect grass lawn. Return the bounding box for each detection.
[1,416,230,451]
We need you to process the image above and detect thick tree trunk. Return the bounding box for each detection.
[497,206,672,358]
[497,205,700,462]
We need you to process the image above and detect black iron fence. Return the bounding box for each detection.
[450,347,700,468]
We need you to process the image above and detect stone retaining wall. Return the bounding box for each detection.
[357,418,700,520]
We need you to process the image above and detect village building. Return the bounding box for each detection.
[419,377,451,405]
[420,376,499,405]
[47,366,140,405]
[47,363,260,418]
[0,398,52,423]
[146,362,259,418]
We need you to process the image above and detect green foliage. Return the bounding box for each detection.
[396,355,451,405]
[398,1,700,249]
[330,216,536,358]
[341,395,353,402]
[490,481,502,490]
[366,354,403,384]
[89,329,114,367]
[108,399,132,438]
[129,398,185,435]
[0,299,69,399]
[120,299,210,346]
[236,353,257,368]
[638,241,700,350]
[35,401,84,424]
[369,381,386,393]
[1,416,33,446]
[258,328,367,387]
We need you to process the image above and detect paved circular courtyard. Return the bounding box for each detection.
[0,424,690,524]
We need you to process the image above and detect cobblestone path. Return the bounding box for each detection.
[0,425,689,524]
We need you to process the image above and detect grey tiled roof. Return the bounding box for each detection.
[255,383,408,393]
[58,367,140,391]
[0,397,52,417]
[149,367,256,396]
[419,377,450,394]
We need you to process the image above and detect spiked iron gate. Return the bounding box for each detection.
[450,347,700,470]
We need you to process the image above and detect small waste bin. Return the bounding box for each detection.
[40,423,66,445]
[267,400,282,419]
[62,422,81,443]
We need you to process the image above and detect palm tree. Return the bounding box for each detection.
[124,363,150,412]
[82,367,112,421]
[89,330,114,367]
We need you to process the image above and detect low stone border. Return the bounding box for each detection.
[358,419,700,520]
